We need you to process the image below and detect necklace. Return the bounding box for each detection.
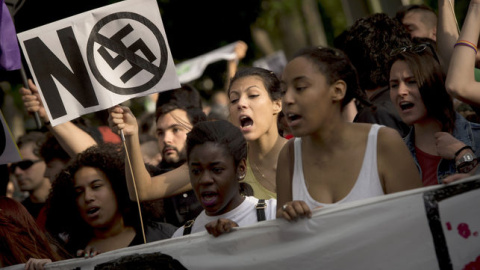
[252,160,266,179]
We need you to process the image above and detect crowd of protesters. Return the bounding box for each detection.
[2,1,480,268]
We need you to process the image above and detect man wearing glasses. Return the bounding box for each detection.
[10,131,50,219]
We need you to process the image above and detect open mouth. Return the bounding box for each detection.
[287,113,301,122]
[240,116,253,128]
[86,207,100,216]
[399,101,414,111]
[201,191,218,207]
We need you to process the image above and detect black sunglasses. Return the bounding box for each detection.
[9,159,42,173]
[390,43,440,63]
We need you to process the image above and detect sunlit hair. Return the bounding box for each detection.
[292,46,370,110]
[0,196,64,266]
[387,44,455,132]
[395,4,437,29]
[45,143,141,255]
[17,131,46,158]
[228,67,282,102]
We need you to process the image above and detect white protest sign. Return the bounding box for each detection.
[17,0,180,126]
[0,110,21,165]
[5,176,480,270]
[175,41,240,83]
[253,50,287,77]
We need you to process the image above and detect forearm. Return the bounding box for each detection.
[437,0,459,73]
[446,2,480,104]
[49,121,97,158]
[123,133,192,200]
[124,132,154,201]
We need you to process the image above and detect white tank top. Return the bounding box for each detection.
[292,124,385,209]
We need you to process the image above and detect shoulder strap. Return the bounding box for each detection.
[182,219,195,236]
[256,199,266,222]
[289,139,295,181]
[184,200,266,235]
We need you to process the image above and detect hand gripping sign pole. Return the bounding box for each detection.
[19,65,43,129]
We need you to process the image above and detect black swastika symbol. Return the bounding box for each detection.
[97,24,156,83]
[87,12,168,95]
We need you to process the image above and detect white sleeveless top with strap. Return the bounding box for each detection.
[292,124,385,210]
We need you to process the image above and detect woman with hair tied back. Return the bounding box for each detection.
[277,46,422,221]
[0,196,66,269]
[227,67,287,200]
[388,41,480,185]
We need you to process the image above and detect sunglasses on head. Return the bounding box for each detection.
[9,159,42,172]
[390,43,440,63]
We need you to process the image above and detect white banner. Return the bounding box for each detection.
[175,41,240,83]
[17,0,180,126]
[0,110,21,165]
[5,176,480,270]
[253,50,287,77]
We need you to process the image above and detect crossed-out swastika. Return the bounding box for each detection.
[97,24,157,83]
[87,12,168,95]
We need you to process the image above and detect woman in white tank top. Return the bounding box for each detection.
[277,47,422,221]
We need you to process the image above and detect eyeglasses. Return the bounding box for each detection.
[390,43,440,63]
[9,159,42,173]
[456,157,480,174]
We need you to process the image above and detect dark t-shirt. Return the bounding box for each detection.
[129,221,177,246]
[354,86,410,138]
[153,160,203,227]
[21,197,45,219]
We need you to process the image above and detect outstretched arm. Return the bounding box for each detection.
[20,79,97,157]
[108,105,191,201]
[225,41,248,91]
[436,0,460,74]
[445,0,480,105]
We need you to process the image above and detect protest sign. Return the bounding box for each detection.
[5,176,480,270]
[175,41,240,83]
[0,110,21,164]
[17,0,180,126]
[253,50,287,78]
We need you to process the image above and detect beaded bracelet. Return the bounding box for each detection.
[454,40,478,54]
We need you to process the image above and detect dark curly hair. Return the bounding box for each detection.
[343,13,412,91]
[45,143,141,255]
[39,131,70,164]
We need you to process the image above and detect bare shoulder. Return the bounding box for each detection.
[377,126,405,148]
[278,138,295,160]
[346,123,378,142]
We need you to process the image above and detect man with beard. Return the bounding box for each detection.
[153,85,206,227]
